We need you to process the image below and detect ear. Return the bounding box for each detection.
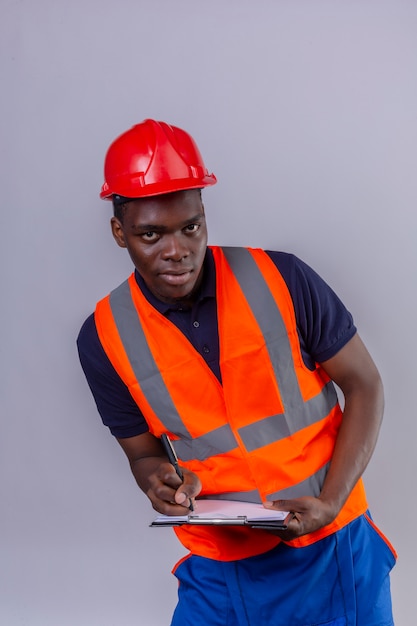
[111,217,127,248]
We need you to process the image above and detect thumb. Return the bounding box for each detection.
[263,498,293,511]
[174,489,189,505]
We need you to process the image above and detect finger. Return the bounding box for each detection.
[179,469,202,499]
[149,487,194,515]
[159,463,184,488]
[263,498,296,512]
[174,488,196,512]
[174,490,188,505]
[264,497,311,513]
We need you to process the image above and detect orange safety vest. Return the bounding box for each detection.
[95,246,368,561]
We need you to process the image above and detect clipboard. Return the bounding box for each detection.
[150,499,291,529]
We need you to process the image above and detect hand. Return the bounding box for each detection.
[136,457,202,516]
[263,496,338,540]
[117,433,202,516]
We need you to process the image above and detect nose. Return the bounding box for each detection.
[161,233,189,261]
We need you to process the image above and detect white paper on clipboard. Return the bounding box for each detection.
[150,499,291,528]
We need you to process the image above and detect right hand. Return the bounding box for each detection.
[117,432,201,516]
[139,456,202,515]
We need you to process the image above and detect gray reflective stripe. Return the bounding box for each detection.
[109,280,239,458]
[109,281,191,438]
[174,424,238,462]
[239,382,337,453]
[267,463,330,500]
[222,247,337,451]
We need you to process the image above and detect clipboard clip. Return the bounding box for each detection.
[188,515,247,525]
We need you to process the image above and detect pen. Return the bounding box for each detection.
[161,433,194,511]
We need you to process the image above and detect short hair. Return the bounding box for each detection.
[112,195,132,223]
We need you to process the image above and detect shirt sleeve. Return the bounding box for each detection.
[265,251,357,368]
[77,313,150,438]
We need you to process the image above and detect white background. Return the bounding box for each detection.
[2,1,416,624]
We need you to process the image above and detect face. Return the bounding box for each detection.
[111,189,208,304]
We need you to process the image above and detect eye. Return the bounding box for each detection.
[140,231,160,242]
[184,223,199,234]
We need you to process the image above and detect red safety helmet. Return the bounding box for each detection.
[100,119,217,200]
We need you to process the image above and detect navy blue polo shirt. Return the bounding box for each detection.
[77,249,356,438]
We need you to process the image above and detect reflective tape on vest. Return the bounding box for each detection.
[222,247,338,451]
[110,280,239,459]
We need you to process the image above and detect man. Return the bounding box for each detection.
[77,119,396,625]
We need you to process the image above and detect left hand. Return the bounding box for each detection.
[263,496,338,540]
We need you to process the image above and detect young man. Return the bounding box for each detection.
[77,119,396,625]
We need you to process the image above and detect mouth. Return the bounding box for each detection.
[158,270,193,286]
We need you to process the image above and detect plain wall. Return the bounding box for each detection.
[2,1,416,624]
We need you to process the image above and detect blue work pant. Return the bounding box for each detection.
[171,513,396,626]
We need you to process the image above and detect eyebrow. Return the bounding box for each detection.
[130,213,205,232]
